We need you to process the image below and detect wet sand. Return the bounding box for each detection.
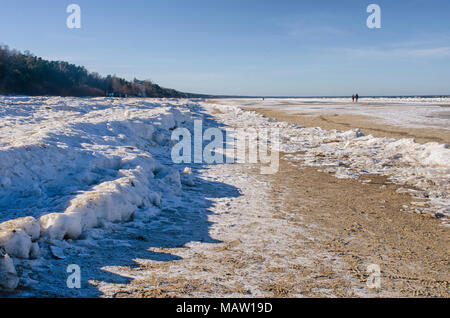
[259,156,449,297]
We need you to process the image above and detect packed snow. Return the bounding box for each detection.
[0,96,448,294]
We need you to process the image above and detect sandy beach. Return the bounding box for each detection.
[1,97,448,297]
[108,158,449,297]
[102,99,449,298]
[242,99,449,295]
[244,100,450,296]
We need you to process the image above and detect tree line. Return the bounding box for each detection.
[0,45,199,98]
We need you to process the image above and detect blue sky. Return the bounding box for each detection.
[0,0,449,96]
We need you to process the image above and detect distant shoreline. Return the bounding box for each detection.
[209,95,450,99]
[1,94,449,99]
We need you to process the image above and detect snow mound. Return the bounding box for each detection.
[0,248,18,290]
[0,217,40,259]
[0,97,195,290]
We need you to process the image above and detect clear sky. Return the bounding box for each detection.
[0,0,449,96]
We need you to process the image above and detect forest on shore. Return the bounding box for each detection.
[0,45,202,98]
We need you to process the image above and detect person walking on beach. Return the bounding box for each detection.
[355,94,359,103]
[352,94,355,102]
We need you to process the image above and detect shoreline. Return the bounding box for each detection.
[244,107,450,144]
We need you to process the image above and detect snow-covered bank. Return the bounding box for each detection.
[0,97,196,290]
